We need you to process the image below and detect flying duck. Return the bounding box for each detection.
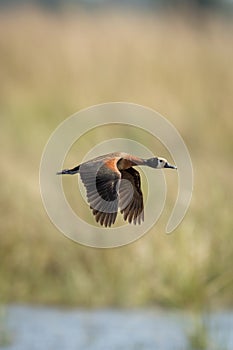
[57,152,177,227]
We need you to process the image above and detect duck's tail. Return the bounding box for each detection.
[56,165,80,175]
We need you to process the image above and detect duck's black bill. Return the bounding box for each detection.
[164,162,177,169]
[56,165,80,175]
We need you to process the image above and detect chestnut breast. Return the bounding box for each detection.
[117,158,136,170]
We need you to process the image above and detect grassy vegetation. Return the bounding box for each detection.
[0,7,232,309]
[186,313,228,350]
[0,306,12,347]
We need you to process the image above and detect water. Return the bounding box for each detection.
[1,305,233,350]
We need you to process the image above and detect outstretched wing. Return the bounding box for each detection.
[119,167,144,225]
[79,159,121,227]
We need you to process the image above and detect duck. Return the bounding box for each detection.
[57,152,177,227]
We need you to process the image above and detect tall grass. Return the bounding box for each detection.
[0,306,12,347]
[0,7,232,308]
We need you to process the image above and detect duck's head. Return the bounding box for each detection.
[146,157,177,169]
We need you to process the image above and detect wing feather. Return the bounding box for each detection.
[119,168,144,225]
[79,160,121,227]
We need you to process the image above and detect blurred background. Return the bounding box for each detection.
[0,0,233,349]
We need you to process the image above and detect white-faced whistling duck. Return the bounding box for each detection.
[57,152,177,227]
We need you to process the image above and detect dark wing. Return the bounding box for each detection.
[119,167,144,225]
[79,160,121,227]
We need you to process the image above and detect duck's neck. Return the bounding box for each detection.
[117,156,145,170]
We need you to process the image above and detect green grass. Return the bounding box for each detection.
[186,312,228,350]
[0,306,12,347]
[0,7,233,308]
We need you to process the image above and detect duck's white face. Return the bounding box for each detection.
[157,157,168,169]
[146,157,177,169]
